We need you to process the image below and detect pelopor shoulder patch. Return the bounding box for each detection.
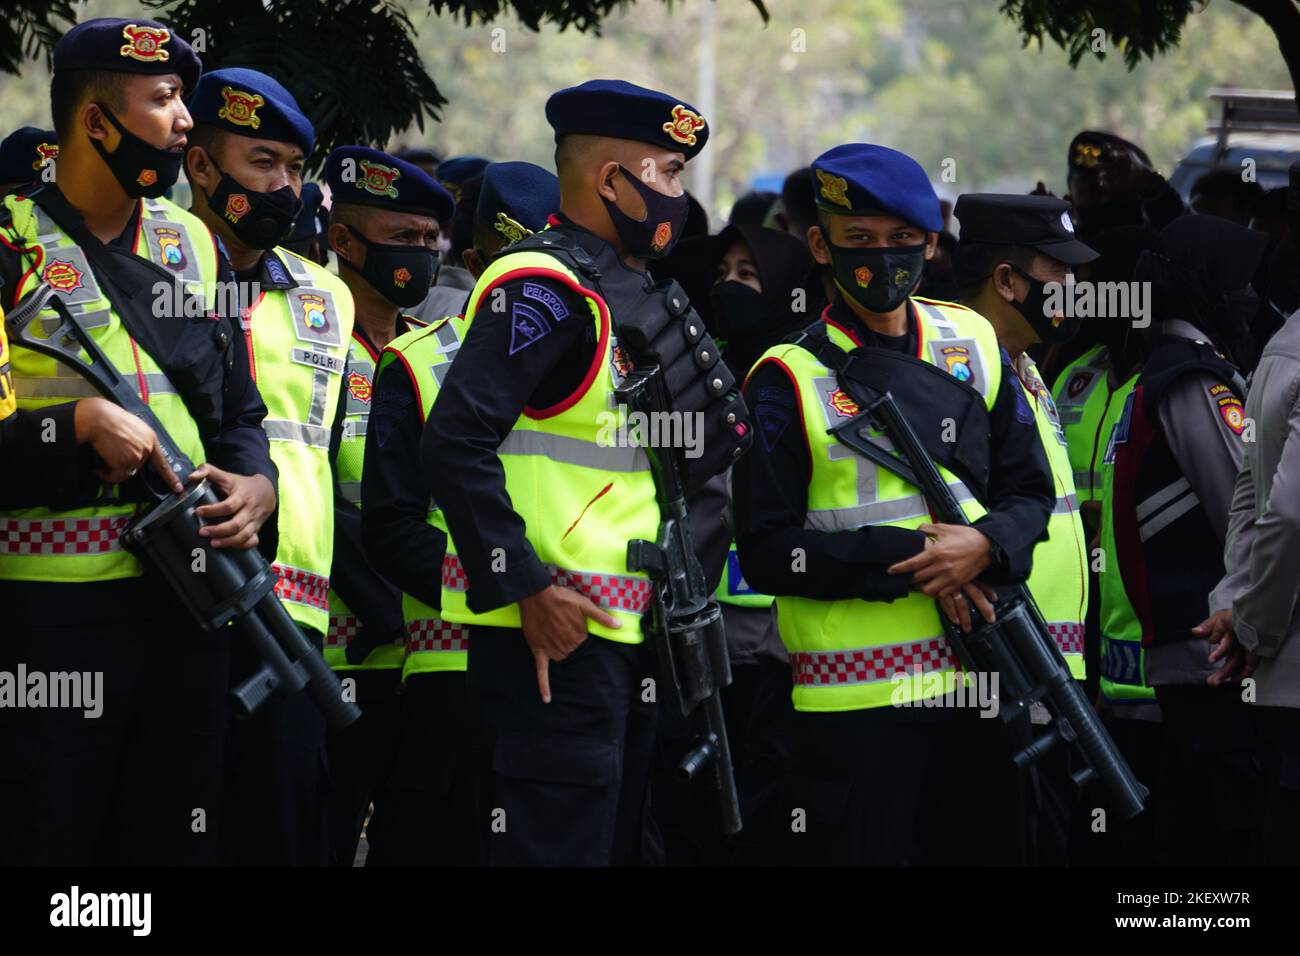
[1208,383,1245,436]
[521,281,570,322]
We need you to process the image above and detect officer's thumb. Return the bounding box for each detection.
[580,596,621,629]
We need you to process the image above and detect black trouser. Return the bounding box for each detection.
[324,666,402,866]
[222,624,329,866]
[1153,683,1261,865]
[467,625,658,866]
[654,656,794,865]
[382,669,482,865]
[785,701,1028,866]
[0,578,228,866]
[1249,705,1300,865]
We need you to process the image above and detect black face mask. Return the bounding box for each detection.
[205,159,301,250]
[709,280,766,341]
[339,225,438,308]
[90,105,183,198]
[601,165,689,260]
[1007,263,1080,344]
[824,235,926,313]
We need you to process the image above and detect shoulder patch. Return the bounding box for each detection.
[508,301,553,355]
[1208,382,1246,436]
[521,281,571,322]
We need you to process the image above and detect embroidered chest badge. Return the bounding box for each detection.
[347,371,372,403]
[154,226,186,271]
[43,260,83,294]
[827,387,860,418]
[941,345,972,383]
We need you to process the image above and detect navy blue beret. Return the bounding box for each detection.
[326,146,455,221]
[289,182,324,242]
[53,17,200,93]
[188,67,314,155]
[436,155,490,203]
[0,127,58,185]
[810,144,942,232]
[476,162,559,244]
[545,79,709,160]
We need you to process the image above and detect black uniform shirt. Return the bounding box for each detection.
[733,294,1054,603]
[421,218,646,613]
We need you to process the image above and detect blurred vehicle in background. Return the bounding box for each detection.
[1169,88,1300,199]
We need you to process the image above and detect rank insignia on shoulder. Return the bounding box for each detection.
[940,345,972,383]
[120,24,171,62]
[1211,386,1246,435]
[508,301,553,355]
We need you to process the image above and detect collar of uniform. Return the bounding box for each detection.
[824,293,920,354]
[256,248,300,291]
[351,313,415,360]
[39,182,142,250]
[548,210,652,290]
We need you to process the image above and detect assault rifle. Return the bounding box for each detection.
[617,364,742,836]
[827,372,1148,820]
[6,282,360,730]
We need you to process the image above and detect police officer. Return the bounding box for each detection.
[1106,214,1265,864]
[184,66,353,865]
[362,160,558,865]
[320,145,454,865]
[953,194,1098,863]
[0,127,58,196]
[422,80,748,866]
[733,145,1054,865]
[0,18,277,865]
[954,194,1095,678]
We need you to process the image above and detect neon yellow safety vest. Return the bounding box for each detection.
[1016,355,1088,679]
[438,246,659,643]
[0,195,213,582]
[759,298,1000,712]
[324,326,417,670]
[243,249,354,636]
[0,304,15,423]
[379,314,471,679]
[1096,371,1154,701]
[1052,344,1118,503]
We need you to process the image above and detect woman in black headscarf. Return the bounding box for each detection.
[707,222,821,381]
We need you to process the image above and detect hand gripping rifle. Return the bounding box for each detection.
[827,375,1148,820]
[6,282,361,730]
[616,364,742,836]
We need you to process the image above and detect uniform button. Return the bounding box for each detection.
[700,350,711,363]
[726,412,736,424]
[671,297,681,309]
[712,378,723,390]
[688,324,698,337]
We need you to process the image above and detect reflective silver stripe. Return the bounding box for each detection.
[1139,489,1200,542]
[263,418,331,449]
[806,496,928,531]
[11,371,178,399]
[339,481,361,506]
[1052,492,1080,515]
[280,251,314,282]
[1136,477,1191,521]
[790,635,957,686]
[498,430,650,473]
[803,481,975,532]
[342,417,368,440]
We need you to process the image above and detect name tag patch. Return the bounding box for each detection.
[292,347,344,374]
